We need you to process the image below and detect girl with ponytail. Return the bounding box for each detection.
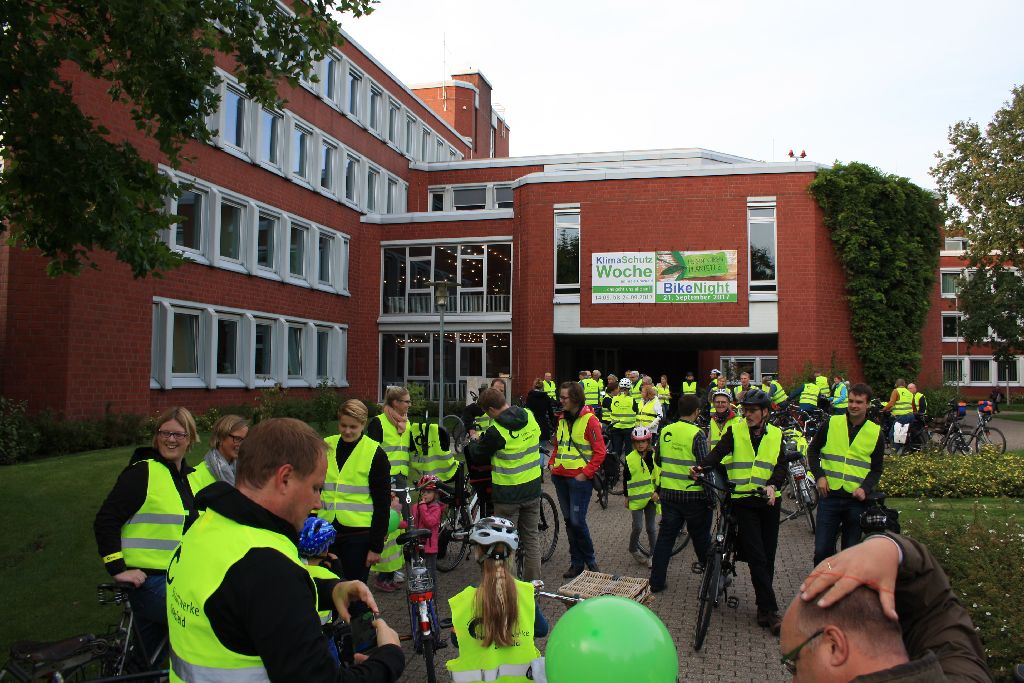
[446,518,549,682]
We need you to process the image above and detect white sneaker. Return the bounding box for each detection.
[393,570,405,584]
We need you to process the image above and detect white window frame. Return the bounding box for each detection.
[171,187,210,263]
[344,153,361,206]
[940,269,962,298]
[368,84,383,133]
[288,222,310,282]
[366,166,381,212]
[553,207,581,302]
[290,122,311,183]
[216,197,246,266]
[346,67,363,119]
[257,108,283,171]
[941,312,963,342]
[747,199,778,294]
[214,314,245,387]
[319,137,338,195]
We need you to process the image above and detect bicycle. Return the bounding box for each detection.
[594,424,624,510]
[691,469,745,652]
[969,406,1006,454]
[440,414,469,456]
[931,401,973,455]
[778,442,818,534]
[392,482,447,683]
[1,584,167,682]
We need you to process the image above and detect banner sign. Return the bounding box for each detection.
[591,250,738,304]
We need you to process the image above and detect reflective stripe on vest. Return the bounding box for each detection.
[892,387,914,416]
[657,420,703,492]
[554,414,595,469]
[186,462,217,497]
[582,378,601,406]
[636,399,660,427]
[543,380,557,401]
[410,422,458,481]
[630,384,642,400]
[656,385,672,400]
[820,415,880,493]
[816,376,830,397]
[766,380,787,405]
[832,384,849,409]
[446,581,539,683]
[624,449,657,510]
[318,434,377,527]
[681,381,698,395]
[371,529,404,573]
[727,421,783,497]
[799,382,819,406]
[121,459,187,571]
[492,411,543,486]
[375,414,411,476]
[709,416,738,448]
[610,394,637,429]
[474,413,494,433]
[167,509,312,682]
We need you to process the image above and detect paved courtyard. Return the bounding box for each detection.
[374,477,810,682]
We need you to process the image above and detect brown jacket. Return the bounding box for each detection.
[883,534,990,682]
[852,651,947,682]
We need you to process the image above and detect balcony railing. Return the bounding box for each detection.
[383,292,510,314]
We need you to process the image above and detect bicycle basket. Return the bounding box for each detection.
[956,402,967,417]
[977,400,993,414]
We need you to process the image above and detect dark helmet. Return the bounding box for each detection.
[739,388,771,408]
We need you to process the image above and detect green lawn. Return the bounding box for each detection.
[889,496,1023,526]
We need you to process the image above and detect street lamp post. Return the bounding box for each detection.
[427,280,456,424]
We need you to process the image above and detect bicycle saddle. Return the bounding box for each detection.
[10,634,96,663]
[396,528,432,545]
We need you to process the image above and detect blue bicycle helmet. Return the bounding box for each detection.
[298,517,336,558]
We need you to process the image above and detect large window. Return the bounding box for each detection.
[290,224,307,277]
[379,331,511,401]
[259,110,281,165]
[222,87,246,149]
[292,126,310,180]
[381,242,514,315]
[257,213,277,269]
[152,298,348,389]
[943,359,962,384]
[748,201,777,292]
[941,271,960,297]
[453,187,486,211]
[347,69,362,117]
[175,190,204,252]
[495,186,513,209]
[219,202,243,261]
[554,210,580,296]
[324,56,339,102]
[367,168,379,212]
[388,101,400,144]
[318,232,334,285]
[344,155,359,203]
[320,141,335,191]
[998,361,1019,383]
[719,356,778,382]
[941,313,962,340]
[970,359,990,383]
[369,86,382,131]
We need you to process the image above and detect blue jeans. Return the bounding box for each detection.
[553,475,597,569]
[813,495,868,566]
[128,574,168,663]
[649,498,712,590]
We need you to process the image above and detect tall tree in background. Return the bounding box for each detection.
[932,85,1024,377]
[0,0,374,278]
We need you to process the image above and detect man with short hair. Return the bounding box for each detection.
[807,383,884,566]
[732,372,754,403]
[542,372,557,403]
[831,374,849,415]
[463,377,507,440]
[465,388,544,580]
[708,390,739,449]
[166,418,404,682]
[680,371,698,397]
[761,373,788,409]
[580,370,601,413]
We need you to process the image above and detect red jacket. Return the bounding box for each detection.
[548,406,606,480]
[412,500,445,554]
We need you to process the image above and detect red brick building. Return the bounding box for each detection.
[0,22,963,419]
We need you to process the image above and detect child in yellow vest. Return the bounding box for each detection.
[623,425,660,567]
[447,518,549,683]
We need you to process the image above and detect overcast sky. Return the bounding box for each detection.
[344,1,1023,188]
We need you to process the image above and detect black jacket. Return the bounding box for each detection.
[94,452,197,576]
[524,389,556,441]
[191,484,405,682]
[466,406,542,505]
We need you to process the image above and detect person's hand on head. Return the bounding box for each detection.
[800,536,900,621]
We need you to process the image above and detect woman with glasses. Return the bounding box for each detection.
[188,414,249,493]
[548,381,606,578]
[94,406,200,661]
[366,386,414,486]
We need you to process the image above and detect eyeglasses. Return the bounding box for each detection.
[780,628,824,675]
[226,434,246,444]
[157,430,189,441]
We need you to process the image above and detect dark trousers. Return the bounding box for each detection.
[734,502,782,613]
[609,428,631,458]
[331,533,370,583]
[813,495,867,566]
[553,475,597,569]
[128,574,168,663]
[649,497,712,590]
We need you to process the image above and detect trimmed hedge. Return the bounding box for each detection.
[881,450,1024,498]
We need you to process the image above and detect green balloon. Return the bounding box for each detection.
[388,509,401,534]
[546,596,677,683]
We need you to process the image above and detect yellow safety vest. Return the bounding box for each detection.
[657,420,703,492]
[725,421,783,498]
[166,508,313,682]
[764,380,787,405]
[446,581,539,683]
[370,527,404,574]
[815,375,830,397]
[656,384,672,402]
[732,385,753,402]
[832,384,849,410]
[374,414,411,476]
[474,412,494,433]
[681,381,698,395]
[820,416,880,494]
[582,378,601,406]
[119,459,188,572]
[186,462,216,497]
[304,562,340,625]
[410,422,458,481]
[630,383,642,401]
[491,411,542,487]
[609,393,637,429]
[891,387,914,417]
[799,382,819,407]
[318,434,376,528]
[554,413,596,470]
[708,414,739,448]
[636,398,661,428]
[542,380,557,401]
[624,449,658,510]
[784,428,808,456]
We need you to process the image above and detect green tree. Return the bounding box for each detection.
[932,84,1024,369]
[0,0,374,278]
[808,162,941,390]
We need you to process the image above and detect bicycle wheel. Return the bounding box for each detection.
[597,480,609,509]
[538,492,559,563]
[441,415,467,456]
[948,432,971,455]
[973,426,1006,454]
[421,637,436,683]
[693,549,721,651]
[436,505,470,572]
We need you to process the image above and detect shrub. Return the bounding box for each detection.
[195,407,221,433]
[901,504,1024,681]
[921,385,959,418]
[0,397,40,465]
[313,379,342,431]
[880,451,1024,498]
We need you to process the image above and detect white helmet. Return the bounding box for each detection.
[469,517,519,560]
[631,425,653,441]
[619,377,633,390]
